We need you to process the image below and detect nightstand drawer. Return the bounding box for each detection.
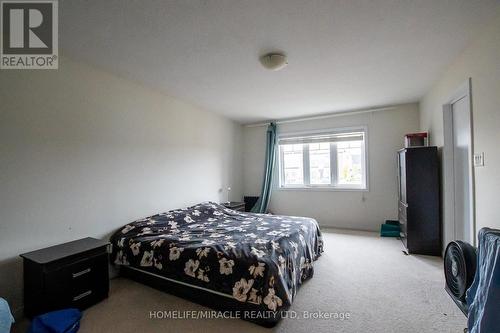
[44,253,108,289]
[71,285,108,310]
[69,254,109,295]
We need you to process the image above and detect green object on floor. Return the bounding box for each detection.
[381,224,399,231]
[381,230,400,237]
[380,222,401,237]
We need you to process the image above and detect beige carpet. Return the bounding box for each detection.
[13,229,466,333]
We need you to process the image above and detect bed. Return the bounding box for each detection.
[110,202,323,326]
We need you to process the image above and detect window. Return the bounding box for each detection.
[281,144,304,185]
[278,129,367,190]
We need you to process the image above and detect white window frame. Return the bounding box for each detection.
[277,126,369,191]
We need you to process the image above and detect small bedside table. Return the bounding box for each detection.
[222,201,246,212]
[20,237,110,317]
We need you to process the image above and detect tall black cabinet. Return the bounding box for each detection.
[397,147,441,256]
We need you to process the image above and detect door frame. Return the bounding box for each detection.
[442,78,476,246]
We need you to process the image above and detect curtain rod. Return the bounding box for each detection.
[244,106,397,128]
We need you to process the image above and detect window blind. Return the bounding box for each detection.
[278,132,364,145]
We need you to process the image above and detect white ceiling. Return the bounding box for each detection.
[60,0,500,124]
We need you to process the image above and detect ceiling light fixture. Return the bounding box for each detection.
[259,52,288,71]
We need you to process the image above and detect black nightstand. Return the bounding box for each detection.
[20,237,110,317]
[222,201,246,212]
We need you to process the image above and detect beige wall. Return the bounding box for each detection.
[0,57,243,315]
[420,12,500,233]
[243,104,420,231]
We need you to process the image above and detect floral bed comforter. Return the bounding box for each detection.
[110,202,323,313]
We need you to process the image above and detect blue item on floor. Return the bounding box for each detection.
[0,297,15,333]
[380,222,401,237]
[28,308,81,333]
[466,228,500,333]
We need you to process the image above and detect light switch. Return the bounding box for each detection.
[473,152,484,167]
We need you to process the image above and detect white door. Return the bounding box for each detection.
[443,79,475,248]
[451,96,472,243]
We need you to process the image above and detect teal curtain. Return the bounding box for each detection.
[251,122,277,213]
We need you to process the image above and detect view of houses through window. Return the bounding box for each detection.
[337,140,363,185]
[281,144,304,185]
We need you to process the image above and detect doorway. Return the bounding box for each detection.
[442,79,475,248]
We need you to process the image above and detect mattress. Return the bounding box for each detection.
[110,202,323,314]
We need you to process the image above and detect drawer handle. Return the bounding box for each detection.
[73,290,92,301]
[72,268,91,278]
